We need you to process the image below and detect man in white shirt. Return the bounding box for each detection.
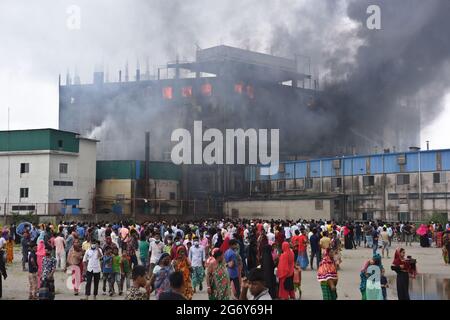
[266,229,275,245]
[189,238,206,293]
[284,225,292,241]
[148,234,164,275]
[98,226,106,247]
[82,240,103,300]
[54,233,66,270]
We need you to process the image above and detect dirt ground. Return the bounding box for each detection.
[1,241,448,300]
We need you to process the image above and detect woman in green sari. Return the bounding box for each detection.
[360,253,384,300]
[206,249,231,300]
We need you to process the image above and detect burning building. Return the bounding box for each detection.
[59,45,421,216]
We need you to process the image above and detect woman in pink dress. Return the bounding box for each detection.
[36,240,46,287]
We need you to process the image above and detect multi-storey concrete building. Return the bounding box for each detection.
[0,129,97,215]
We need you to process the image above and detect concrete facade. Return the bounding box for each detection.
[224,199,332,221]
[0,130,97,215]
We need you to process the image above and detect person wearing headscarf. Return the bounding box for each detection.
[391,247,415,300]
[6,232,14,264]
[443,229,450,265]
[246,235,258,271]
[261,244,276,299]
[206,249,231,300]
[172,246,193,300]
[277,242,295,300]
[67,239,84,296]
[219,235,230,254]
[150,252,173,299]
[36,239,46,288]
[256,232,268,265]
[317,249,338,300]
[360,254,384,300]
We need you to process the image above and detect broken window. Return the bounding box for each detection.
[363,175,375,186]
[331,177,342,189]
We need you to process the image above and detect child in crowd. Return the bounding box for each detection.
[293,261,302,300]
[112,247,122,295]
[102,247,114,296]
[380,269,389,300]
[120,250,131,293]
[28,242,38,300]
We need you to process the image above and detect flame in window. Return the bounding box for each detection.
[182,86,192,97]
[201,83,212,96]
[163,86,173,99]
[234,83,244,94]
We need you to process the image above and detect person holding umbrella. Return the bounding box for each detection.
[416,224,429,248]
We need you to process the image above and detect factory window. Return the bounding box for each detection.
[162,86,173,99]
[58,140,63,148]
[362,212,374,221]
[169,192,176,200]
[20,163,29,174]
[234,83,244,94]
[305,178,313,189]
[315,200,323,210]
[398,212,410,222]
[277,180,286,191]
[396,174,410,185]
[331,177,342,189]
[53,180,73,186]
[12,205,35,211]
[201,83,212,96]
[182,86,192,97]
[246,85,254,99]
[20,188,29,198]
[433,172,446,184]
[363,175,375,186]
[59,163,68,174]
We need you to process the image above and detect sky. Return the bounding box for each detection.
[1,0,450,151]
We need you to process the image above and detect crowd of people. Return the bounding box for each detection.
[0,218,449,300]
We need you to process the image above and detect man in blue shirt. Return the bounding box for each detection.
[77,224,85,241]
[225,239,240,299]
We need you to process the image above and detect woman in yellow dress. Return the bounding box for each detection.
[6,233,14,264]
[172,246,194,300]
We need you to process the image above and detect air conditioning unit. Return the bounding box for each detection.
[332,159,341,169]
[397,154,406,165]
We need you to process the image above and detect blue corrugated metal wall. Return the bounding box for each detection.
[247,149,450,181]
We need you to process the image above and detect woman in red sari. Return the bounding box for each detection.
[391,247,416,300]
[277,242,295,300]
